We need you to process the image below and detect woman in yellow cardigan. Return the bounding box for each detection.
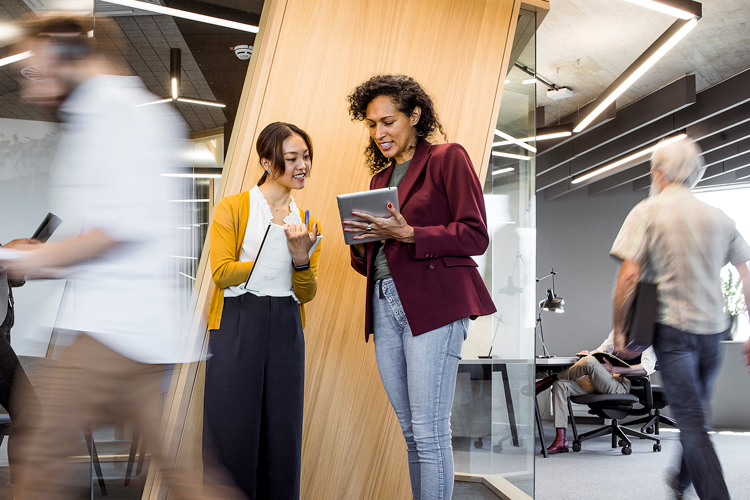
[204,122,321,500]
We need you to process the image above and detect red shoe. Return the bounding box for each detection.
[546,428,569,454]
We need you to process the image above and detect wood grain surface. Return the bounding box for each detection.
[147,1,521,499]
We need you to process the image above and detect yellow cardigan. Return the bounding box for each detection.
[208,191,322,331]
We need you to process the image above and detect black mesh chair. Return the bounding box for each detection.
[624,383,677,435]
[569,375,661,455]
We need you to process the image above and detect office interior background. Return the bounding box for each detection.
[0,0,748,499]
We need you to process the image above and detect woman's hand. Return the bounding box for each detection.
[343,203,415,243]
[284,223,318,266]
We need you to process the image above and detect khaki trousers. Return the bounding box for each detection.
[14,334,244,500]
[551,355,631,429]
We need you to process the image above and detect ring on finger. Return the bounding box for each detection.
[366,223,372,231]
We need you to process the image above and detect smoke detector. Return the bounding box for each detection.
[21,66,46,81]
[233,45,253,60]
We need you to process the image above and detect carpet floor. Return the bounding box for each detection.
[535,425,750,500]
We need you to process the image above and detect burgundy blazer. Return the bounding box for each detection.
[350,140,496,341]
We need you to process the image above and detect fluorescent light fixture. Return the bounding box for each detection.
[494,129,537,153]
[99,0,259,33]
[167,255,198,260]
[137,98,172,107]
[179,272,196,281]
[492,167,514,176]
[571,133,687,184]
[161,173,222,179]
[537,131,573,141]
[171,78,178,100]
[623,0,700,20]
[168,199,210,203]
[0,51,32,67]
[177,97,226,108]
[177,226,192,230]
[0,24,22,42]
[492,152,530,161]
[522,78,537,85]
[573,18,698,133]
[492,130,573,147]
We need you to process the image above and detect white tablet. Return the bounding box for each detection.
[337,187,400,245]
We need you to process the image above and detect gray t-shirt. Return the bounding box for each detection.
[372,160,410,282]
[611,184,750,334]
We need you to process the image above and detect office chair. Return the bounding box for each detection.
[624,383,677,435]
[569,375,661,455]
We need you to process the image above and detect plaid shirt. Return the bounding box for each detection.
[611,184,750,334]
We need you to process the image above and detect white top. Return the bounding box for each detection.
[595,329,656,375]
[224,185,301,298]
[611,184,750,334]
[49,75,194,364]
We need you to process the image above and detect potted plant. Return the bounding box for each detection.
[722,270,747,340]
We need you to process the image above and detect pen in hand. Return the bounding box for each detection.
[305,209,309,227]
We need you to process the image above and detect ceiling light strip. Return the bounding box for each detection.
[494,129,537,153]
[161,173,223,179]
[623,0,701,20]
[177,97,226,108]
[137,98,172,107]
[571,133,687,184]
[492,167,515,176]
[0,51,32,67]
[573,18,698,134]
[492,152,530,161]
[492,131,573,147]
[99,0,259,33]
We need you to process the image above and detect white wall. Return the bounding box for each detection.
[0,117,65,357]
[536,183,750,430]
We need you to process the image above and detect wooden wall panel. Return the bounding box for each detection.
[149,1,521,499]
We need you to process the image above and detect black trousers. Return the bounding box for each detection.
[204,294,305,500]
[0,309,41,484]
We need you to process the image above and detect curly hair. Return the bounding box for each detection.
[347,75,447,175]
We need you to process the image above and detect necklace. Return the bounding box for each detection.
[267,198,290,213]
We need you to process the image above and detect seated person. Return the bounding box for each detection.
[536,329,656,454]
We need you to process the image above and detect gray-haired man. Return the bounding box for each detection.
[611,138,750,500]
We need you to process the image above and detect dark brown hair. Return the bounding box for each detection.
[347,75,447,175]
[256,122,313,186]
[23,17,97,61]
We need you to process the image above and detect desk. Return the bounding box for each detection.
[534,357,577,457]
[457,359,529,449]
[456,357,577,457]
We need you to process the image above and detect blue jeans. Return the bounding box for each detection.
[653,324,729,500]
[372,278,467,500]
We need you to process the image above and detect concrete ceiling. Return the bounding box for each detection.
[0,0,261,133]
[536,0,750,126]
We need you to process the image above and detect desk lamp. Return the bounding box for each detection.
[536,268,564,358]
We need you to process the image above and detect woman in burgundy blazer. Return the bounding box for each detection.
[345,75,495,500]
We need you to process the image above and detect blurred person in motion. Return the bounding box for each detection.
[0,238,41,489]
[611,138,750,500]
[204,122,321,500]
[0,17,243,500]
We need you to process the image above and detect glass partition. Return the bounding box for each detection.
[452,8,537,497]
